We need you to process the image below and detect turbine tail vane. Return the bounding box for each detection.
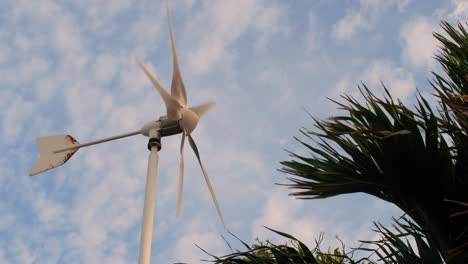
[30,130,142,176]
[30,135,80,176]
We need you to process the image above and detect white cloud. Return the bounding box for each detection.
[72,0,133,34]
[396,0,467,72]
[92,53,118,85]
[68,168,142,264]
[0,202,15,231]
[12,240,35,264]
[14,34,35,53]
[33,192,65,226]
[128,9,165,55]
[330,60,416,108]
[187,0,259,74]
[35,78,57,101]
[187,0,288,74]
[65,80,115,137]
[0,57,50,86]
[256,66,295,111]
[20,58,51,82]
[1,95,36,142]
[400,17,438,70]
[335,79,351,96]
[305,13,319,52]
[252,190,325,246]
[361,0,409,12]
[53,16,87,65]
[0,249,7,264]
[449,0,468,20]
[252,4,289,49]
[11,0,60,20]
[7,0,90,98]
[0,44,10,64]
[361,60,416,100]
[173,232,225,263]
[332,0,409,41]
[332,11,367,41]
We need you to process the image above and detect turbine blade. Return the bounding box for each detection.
[176,131,185,217]
[139,146,159,264]
[167,0,187,107]
[189,101,216,118]
[187,134,225,225]
[136,58,181,119]
[30,135,80,176]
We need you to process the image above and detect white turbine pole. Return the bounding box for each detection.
[139,130,160,264]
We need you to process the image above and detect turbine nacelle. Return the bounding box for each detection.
[140,116,183,138]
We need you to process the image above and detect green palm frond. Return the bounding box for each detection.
[433,22,468,135]
[202,228,362,264]
[280,86,452,253]
[360,218,443,264]
[201,222,444,264]
[282,86,450,199]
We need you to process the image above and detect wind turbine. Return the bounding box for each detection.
[29,1,224,263]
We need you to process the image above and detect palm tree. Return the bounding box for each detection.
[281,21,467,262]
[202,22,467,263]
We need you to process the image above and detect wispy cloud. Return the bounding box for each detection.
[361,60,416,100]
[332,0,409,41]
[400,17,438,70]
[185,0,288,74]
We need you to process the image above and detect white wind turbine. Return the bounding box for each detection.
[29,1,224,263]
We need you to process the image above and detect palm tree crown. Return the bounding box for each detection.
[281,22,468,262]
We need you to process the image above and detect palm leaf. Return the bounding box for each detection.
[281,85,453,253]
[359,218,443,264]
[202,228,363,264]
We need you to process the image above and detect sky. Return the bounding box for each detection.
[0,0,467,263]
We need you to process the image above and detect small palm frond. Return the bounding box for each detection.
[359,218,443,264]
[201,223,442,264]
[202,228,361,264]
[444,199,468,261]
[433,22,468,135]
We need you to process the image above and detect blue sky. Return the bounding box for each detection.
[1,0,467,263]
